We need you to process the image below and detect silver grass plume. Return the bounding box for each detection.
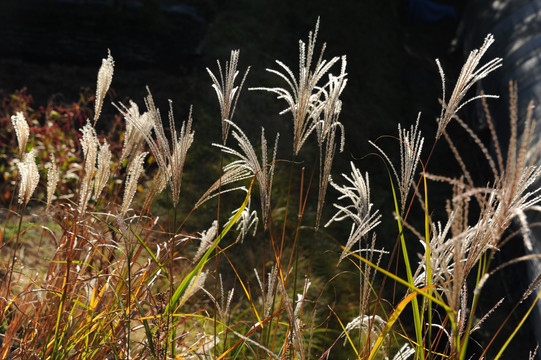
[251,18,342,155]
[16,149,39,206]
[325,161,381,264]
[413,213,457,290]
[142,170,168,215]
[315,57,347,146]
[194,166,252,209]
[207,49,251,144]
[116,101,153,163]
[169,106,194,207]
[121,151,148,216]
[214,120,279,229]
[46,153,59,211]
[142,92,170,176]
[254,264,279,319]
[94,50,114,126]
[201,274,235,322]
[397,117,424,214]
[79,121,99,214]
[489,103,541,253]
[456,85,540,254]
[419,84,541,315]
[228,193,258,242]
[93,139,112,200]
[370,116,424,215]
[342,314,386,348]
[435,34,501,139]
[495,83,541,252]
[341,315,414,359]
[217,274,234,322]
[191,220,218,262]
[315,57,347,229]
[530,346,539,360]
[135,91,195,208]
[177,270,207,308]
[392,344,415,360]
[11,112,29,156]
[293,278,311,330]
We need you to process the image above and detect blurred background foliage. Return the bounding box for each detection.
[0,0,464,228]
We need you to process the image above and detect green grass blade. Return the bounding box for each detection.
[164,177,254,317]
[369,287,425,360]
[133,294,157,358]
[494,285,541,360]
[347,248,457,331]
[387,170,424,358]
[422,171,433,357]
[329,307,360,359]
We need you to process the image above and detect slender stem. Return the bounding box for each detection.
[459,251,492,359]
[126,239,132,359]
[215,153,224,360]
[3,203,26,319]
[169,205,177,358]
[266,156,296,357]
[279,157,296,259]
[291,167,304,317]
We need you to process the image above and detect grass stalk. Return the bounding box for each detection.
[170,204,177,359]
[422,171,433,358]
[388,171,425,359]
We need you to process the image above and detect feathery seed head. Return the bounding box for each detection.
[194,166,252,209]
[135,90,195,208]
[121,151,147,216]
[178,270,208,308]
[228,194,259,242]
[251,18,343,156]
[369,117,424,216]
[46,154,59,211]
[11,112,29,156]
[398,117,424,214]
[142,169,168,214]
[17,149,39,206]
[93,139,112,200]
[170,109,194,207]
[80,121,99,175]
[217,275,235,321]
[215,120,279,229]
[192,220,218,262]
[315,56,348,229]
[207,49,251,144]
[325,162,381,264]
[79,121,99,214]
[254,264,279,318]
[119,90,195,209]
[316,56,347,145]
[117,101,153,162]
[94,50,114,125]
[436,34,501,139]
